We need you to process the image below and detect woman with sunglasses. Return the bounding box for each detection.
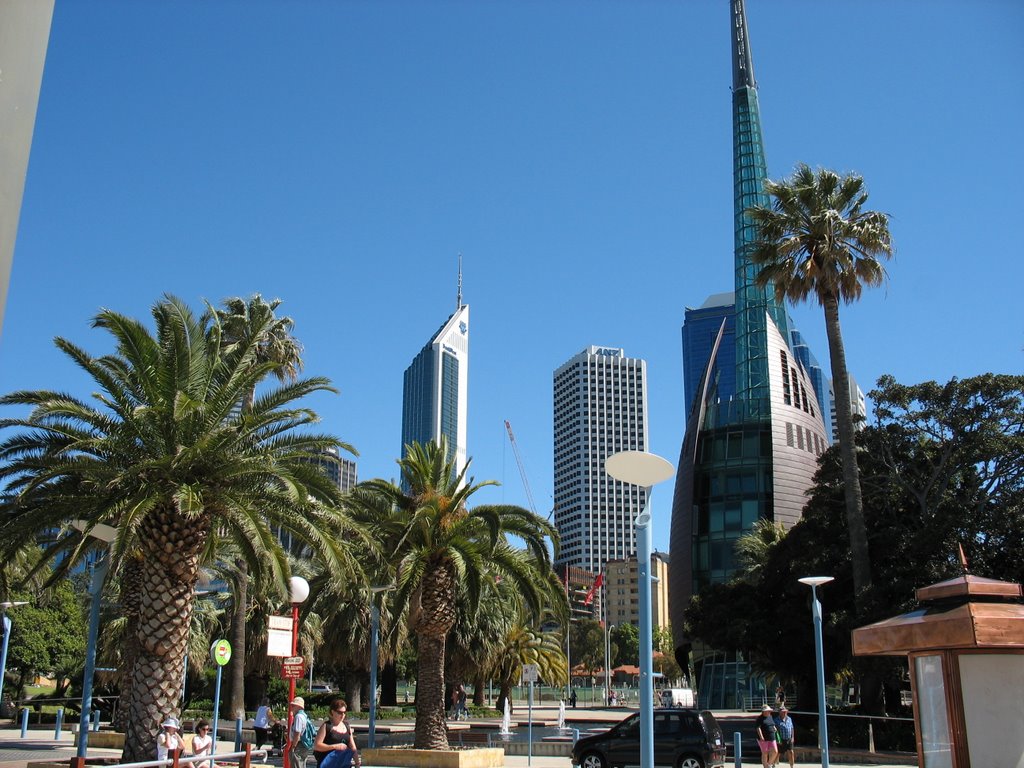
[313,699,359,768]
[191,720,214,768]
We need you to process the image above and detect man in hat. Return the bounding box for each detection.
[775,706,795,768]
[288,697,310,768]
[156,717,185,761]
[754,704,778,768]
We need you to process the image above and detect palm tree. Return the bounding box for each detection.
[350,439,558,749]
[214,295,310,719]
[0,295,358,760]
[748,163,893,608]
[733,518,787,585]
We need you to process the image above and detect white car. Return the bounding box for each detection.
[310,684,333,694]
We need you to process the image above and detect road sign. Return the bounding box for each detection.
[522,663,539,683]
[281,655,305,679]
[210,639,232,667]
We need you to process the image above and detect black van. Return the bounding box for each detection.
[571,709,726,768]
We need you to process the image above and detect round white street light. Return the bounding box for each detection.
[289,576,310,605]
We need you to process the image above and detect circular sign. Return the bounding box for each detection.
[210,639,232,666]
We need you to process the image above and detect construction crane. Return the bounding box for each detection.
[504,419,547,519]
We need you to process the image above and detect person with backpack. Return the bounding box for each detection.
[288,697,318,768]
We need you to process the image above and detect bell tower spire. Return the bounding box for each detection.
[456,253,463,309]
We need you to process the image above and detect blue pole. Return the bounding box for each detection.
[20,707,28,737]
[235,717,243,751]
[91,709,100,731]
[211,665,223,756]
[369,602,380,748]
[0,614,11,707]
[637,500,654,768]
[55,707,64,739]
[527,680,533,767]
[733,731,742,768]
[77,554,109,758]
[811,585,830,768]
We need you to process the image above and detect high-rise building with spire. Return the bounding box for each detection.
[401,261,469,474]
[668,0,830,708]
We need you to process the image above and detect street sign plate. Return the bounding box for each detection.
[210,639,232,666]
[281,656,305,679]
[522,663,539,683]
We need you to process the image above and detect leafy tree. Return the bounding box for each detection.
[569,618,606,677]
[610,623,638,668]
[652,627,683,683]
[748,164,893,611]
[349,439,558,749]
[0,296,357,760]
[6,580,86,701]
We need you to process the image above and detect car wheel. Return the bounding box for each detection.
[580,751,607,768]
[677,756,704,768]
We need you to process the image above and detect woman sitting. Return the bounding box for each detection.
[313,698,360,768]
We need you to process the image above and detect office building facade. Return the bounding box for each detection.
[604,552,670,632]
[401,303,469,475]
[553,346,649,574]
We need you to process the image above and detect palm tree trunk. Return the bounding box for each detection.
[121,509,206,762]
[472,673,485,707]
[229,559,248,718]
[113,555,144,733]
[413,634,448,749]
[822,296,872,606]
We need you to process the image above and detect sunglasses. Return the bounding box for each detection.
[333,709,347,715]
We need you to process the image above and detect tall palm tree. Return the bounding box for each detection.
[0,295,358,760]
[350,439,558,749]
[733,518,786,585]
[748,163,893,608]
[214,295,310,719]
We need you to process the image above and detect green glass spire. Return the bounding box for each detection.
[731,0,788,416]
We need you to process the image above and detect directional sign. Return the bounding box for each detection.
[210,639,232,667]
[281,655,305,679]
[267,615,293,657]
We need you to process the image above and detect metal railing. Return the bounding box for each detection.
[70,746,268,768]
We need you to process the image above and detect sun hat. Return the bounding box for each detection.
[161,718,180,730]
[761,704,772,712]
[290,697,305,708]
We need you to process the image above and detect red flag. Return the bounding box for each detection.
[583,573,604,605]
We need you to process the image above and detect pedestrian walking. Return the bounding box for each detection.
[754,704,779,768]
[288,697,312,768]
[775,706,795,768]
[254,698,278,758]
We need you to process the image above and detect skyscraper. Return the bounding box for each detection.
[553,346,649,574]
[668,0,830,708]
[401,275,469,474]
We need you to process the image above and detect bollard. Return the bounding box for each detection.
[868,721,876,753]
[733,731,742,768]
[91,709,100,731]
[55,707,65,739]
[242,742,252,768]
[235,716,243,751]
[20,707,29,738]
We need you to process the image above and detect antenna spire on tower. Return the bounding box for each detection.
[457,253,463,309]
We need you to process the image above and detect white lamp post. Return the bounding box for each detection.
[606,451,675,768]
[799,576,834,768]
[0,601,29,707]
[604,623,615,706]
[368,584,393,748]
[72,521,117,760]
[283,576,309,768]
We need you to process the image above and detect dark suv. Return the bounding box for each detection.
[571,709,726,768]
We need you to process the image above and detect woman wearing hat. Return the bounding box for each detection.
[754,704,778,768]
[156,717,185,762]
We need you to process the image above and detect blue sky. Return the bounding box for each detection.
[3,0,1022,552]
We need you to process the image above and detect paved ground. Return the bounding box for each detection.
[0,707,919,768]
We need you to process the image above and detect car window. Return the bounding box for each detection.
[617,716,640,737]
[654,713,680,735]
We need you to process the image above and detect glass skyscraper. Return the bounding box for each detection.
[401,302,470,475]
[668,0,831,709]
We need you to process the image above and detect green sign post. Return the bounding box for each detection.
[210,639,232,755]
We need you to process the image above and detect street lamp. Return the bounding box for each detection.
[72,520,118,760]
[0,601,29,707]
[368,584,393,748]
[282,576,309,768]
[799,576,834,768]
[606,451,675,768]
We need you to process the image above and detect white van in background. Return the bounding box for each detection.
[660,688,696,708]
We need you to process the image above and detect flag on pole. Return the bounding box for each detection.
[584,573,604,605]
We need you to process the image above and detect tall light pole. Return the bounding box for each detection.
[368,584,393,749]
[72,521,118,760]
[282,576,309,768]
[799,576,834,768]
[604,623,615,705]
[0,601,29,707]
[606,451,674,768]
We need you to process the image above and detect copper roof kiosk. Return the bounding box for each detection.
[851,574,1024,768]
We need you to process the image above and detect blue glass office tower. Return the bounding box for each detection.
[668,0,830,708]
[401,299,470,476]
